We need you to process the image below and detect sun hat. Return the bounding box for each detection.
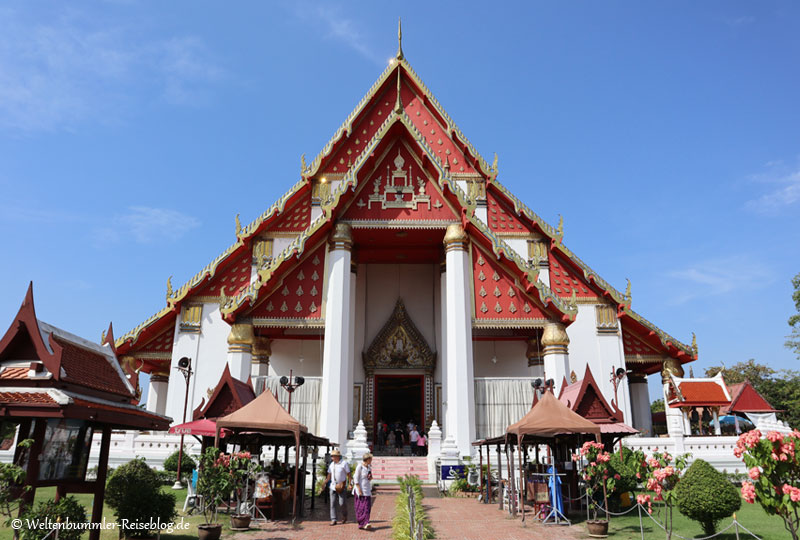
[331,448,342,457]
[362,452,373,461]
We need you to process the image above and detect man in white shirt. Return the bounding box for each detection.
[325,448,351,525]
[409,425,420,456]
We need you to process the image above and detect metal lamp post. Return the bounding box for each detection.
[279,369,305,415]
[172,356,192,490]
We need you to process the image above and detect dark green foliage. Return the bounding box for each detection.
[163,448,196,475]
[608,447,643,494]
[20,496,87,540]
[105,458,176,537]
[675,459,740,535]
[651,399,665,413]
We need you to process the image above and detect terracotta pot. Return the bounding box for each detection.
[586,520,609,538]
[230,515,251,530]
[198,524,222,540]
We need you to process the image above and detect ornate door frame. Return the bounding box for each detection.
[362,299,436,433]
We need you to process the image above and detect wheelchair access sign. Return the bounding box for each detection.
[440,465,466,480]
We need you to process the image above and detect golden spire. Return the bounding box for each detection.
[301,153,307,175]
[235,213,242,236]
[625,278,632,301]
[691,332,698,356]
[101,329,106,344]
[396,17,404,60]
[394,67,403,114]
[166,276,173,300]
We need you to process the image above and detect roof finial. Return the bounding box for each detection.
[301,153,307,176]
[691,332,698,356]
[396,17,404,60]
[235,213,242,237]
[393,67,403,114]
[557,214,564,237]
[492,152,498,174]
[625,278,632,302]
[166,276,173,301]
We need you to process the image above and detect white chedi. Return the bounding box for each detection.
[347,419,370,461]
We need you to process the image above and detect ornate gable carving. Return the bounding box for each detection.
[363,299,436,374]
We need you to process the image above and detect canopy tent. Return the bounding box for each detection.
[473,390,602,523]
[214,389,332,520]
[169,418,228,439]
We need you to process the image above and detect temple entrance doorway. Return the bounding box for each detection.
[373,374,424,455]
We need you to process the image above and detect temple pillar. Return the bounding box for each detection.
[320,223,354,448]
[628,372,653,436]
[439,259,448,433]
[443,224,475,458]
[542,321,570,395]
[712,407,722,436]
[146,372,170,416]
[347,260,357,434]
[251,337,271,394]
[526,336,544,378]
[227,323,254,382]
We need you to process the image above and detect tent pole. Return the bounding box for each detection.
[497,444,503,510]
[518,440,525,522]
[485,443,492,504]
[478,445,484,501]
[292,434,300,520]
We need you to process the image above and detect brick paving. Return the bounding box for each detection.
[232,486,587,540]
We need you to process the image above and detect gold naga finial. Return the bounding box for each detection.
[301,153,307,175]
[396,17,404,60]
[492,152,498,174]
[625,278,632,301]
[557,214,564,237]
[570,289,577,308]
[166,276,173,300]
[101,329,106,344]
[235,213,242,237]
[691,332,698,355]
[219,285,227,310]
[393,67,403,114]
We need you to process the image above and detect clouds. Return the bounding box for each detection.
[665,255,773,305]
[0,6,225,133]
[95,206,201,245]
[289,2,384,65]
[745,160,800,215]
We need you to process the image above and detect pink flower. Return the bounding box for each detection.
[741,481,756,504]
[647,457,660,468]
[748,467,760,480]
[590,461,596,467]
[781,442,796,458]
[636,472,641,479]
[614,474,621,480]
[636,493,652,513]
[733,446,744,458]
[597,453,611,463]
[782,485,800,503]
[767,431,782,443]
[571,453,580,462]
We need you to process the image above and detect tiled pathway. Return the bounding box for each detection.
[233,486,586,540]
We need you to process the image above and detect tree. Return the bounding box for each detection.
[789,272,800,359]
[651,399,665,413]
[705,360,800,429]
[105,458,176,538]
[675,459,740,535]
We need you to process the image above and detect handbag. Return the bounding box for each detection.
[335,481,345,494]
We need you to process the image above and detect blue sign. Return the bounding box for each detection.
[441,465,466,480]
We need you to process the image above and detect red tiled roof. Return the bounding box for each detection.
[723,382,778,414]
[0,391,56,405]
[672,381,730,407]
[54,337,132,397]
[71,398,168,420]
[0,367,29,380]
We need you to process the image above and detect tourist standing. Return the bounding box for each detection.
[353,452,374,530]
[416,431,427,456]
[409,425,420,456]
[393,422,405,455]
[325,449,351,525]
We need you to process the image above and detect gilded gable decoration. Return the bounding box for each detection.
[363,299,436,375]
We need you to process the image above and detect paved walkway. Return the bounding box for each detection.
[232,486,586,540]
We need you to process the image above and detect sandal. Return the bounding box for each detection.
[330,521,337,526]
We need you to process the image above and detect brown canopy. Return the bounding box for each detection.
[215,388,308,437]
[506,390,601,442]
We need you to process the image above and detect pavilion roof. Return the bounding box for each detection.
[721,382,780,414]
[193,364,256,421]
[667,373,731,407]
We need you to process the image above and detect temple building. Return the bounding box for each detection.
[112,30,700,460]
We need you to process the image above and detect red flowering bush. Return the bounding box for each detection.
[577,440,615,522]
[224,451,262,515]
[641,450,689,540]
[737,429,800,540]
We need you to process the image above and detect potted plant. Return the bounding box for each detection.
[227,451,261,530]
[196,448,233,540]
[576,441,615,537]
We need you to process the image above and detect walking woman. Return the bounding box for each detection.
[353,452,374,530]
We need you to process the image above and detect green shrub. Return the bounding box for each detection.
[392,475,433,540]
[20,496,86,540]
[674,459,741,535]
[163,448,196,475]
[608,447,644,494]
[106,458,176,537]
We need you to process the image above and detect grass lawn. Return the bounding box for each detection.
[0,486,261,540]
[569,497,789,540]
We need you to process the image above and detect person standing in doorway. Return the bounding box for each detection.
[376,420,386,452]
[353,452,374,530]
[409,425,420,456]
[325,449,351,525]
[416,430,427,456]
[393,422,405,456]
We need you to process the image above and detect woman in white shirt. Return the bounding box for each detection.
[352,452,374,530]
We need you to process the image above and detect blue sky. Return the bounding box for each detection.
[1,1,798,403]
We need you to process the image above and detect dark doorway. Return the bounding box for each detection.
[374,375,424,442]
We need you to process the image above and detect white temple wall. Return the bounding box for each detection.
[564,304,632,423]
[472,340,528,377]
[360,263,439,359]
[268,338,323,378]
[353,264,368,386]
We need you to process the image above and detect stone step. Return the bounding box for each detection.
[370,456,429,481]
